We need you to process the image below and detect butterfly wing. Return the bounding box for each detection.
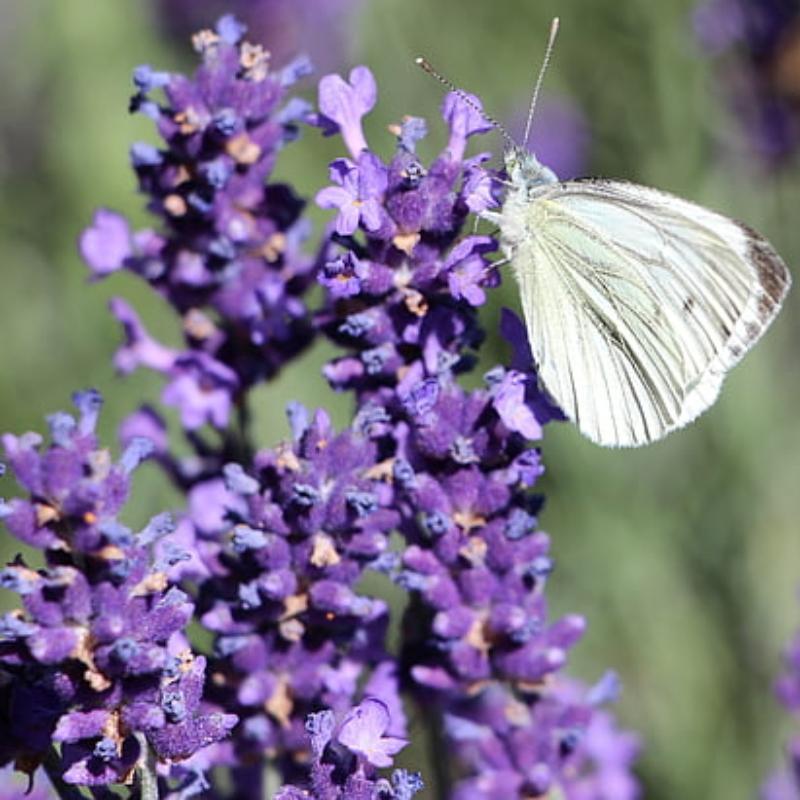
[505,179,791,447]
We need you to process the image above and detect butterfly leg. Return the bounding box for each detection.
[479,210,503,227]
[486,257,510,274]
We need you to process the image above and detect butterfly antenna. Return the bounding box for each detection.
[522,17,560,150]
[415,56,517,148]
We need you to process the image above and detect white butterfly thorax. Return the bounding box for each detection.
[483,148,791,448]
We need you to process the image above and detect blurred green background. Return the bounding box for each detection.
[2,1,800,798]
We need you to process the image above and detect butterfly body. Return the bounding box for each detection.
[489,149,791,447]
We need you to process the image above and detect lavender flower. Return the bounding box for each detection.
[0,391,236,787]
[275,699,423,800]
[80,15,317,433]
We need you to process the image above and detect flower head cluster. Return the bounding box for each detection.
[692,0,800,166]
[180,405,408,785]
[0,392,236,786]
[276,699,423,800]
[312,66,502,405]
[80,15,317,432]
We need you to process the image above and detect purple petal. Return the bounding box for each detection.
[316,185,353,211]
[53,710,111,743]
[337,698,407,768]
[442,91,493,160]
[79,210,132,276]
[318,66,376,157]
[109,297,177,374]
[491,371,542,440]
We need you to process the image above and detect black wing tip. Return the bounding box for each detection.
[741,223,792,310]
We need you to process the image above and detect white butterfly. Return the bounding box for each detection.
[488,149,790,446]
[418,23,792,448]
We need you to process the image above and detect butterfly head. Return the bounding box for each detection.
[505,147,558,193]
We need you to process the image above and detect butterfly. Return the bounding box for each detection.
[417,22,792,447]
[491,149,790,446]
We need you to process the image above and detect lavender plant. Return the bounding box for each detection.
[0,15,643,799]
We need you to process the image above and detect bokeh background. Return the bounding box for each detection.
[2,1,800,798]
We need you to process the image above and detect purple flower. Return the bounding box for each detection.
[119,405,169,455]
[109,297,177,374]
[311,60,640,800]
[319,251,369,298]
[316,152,390,236]
[489,369,543,440]
[337,698,406,768]
[316,66,378,157]
[442,91,493,161]
[275,701,422,799]
[161,352,239,431]
[146,655,238,761]
[59,20,644,797]
[443,234,498,306]
[187,405,402,780]
[445,677,640,799]
[79,209,132,276]
[692,0,800,166]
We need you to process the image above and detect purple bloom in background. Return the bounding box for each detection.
[445,676,640,799]
[522,95,591,179]
[156,0,363,72]
[692,0,800,166]
[762,616,800,798]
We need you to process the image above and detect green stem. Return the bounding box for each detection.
[41,746,86,800]
[235,393,253,463]
[422,703,451,800]
[263,757,281,797]
[134,733,159,800]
